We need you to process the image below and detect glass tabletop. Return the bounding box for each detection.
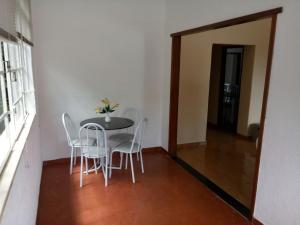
[80,117,134,130]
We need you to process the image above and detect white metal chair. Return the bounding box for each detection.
[79,123,110,187]
[108,107,141,168]
[109,107,141,145]
[109,118,146,183]
[62,113,96,174]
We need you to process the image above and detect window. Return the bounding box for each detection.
[0,40,35,173]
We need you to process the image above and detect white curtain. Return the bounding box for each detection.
[0,0,32,42]
[0,0,17,38]
[15,0,33,42]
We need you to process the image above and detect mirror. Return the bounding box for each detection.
[176,18,272,211]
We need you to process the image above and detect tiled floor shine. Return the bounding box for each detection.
[37,151,252,225]
[177,128,257,207]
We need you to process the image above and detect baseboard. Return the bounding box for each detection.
[142,146,167,154]
[177,141,207,150]
[43,146,167,166]
[43,158,70,166]
[252,218,264,225]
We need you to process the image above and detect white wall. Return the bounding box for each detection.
[0,117,42,225]
[31,0,166,160]
[237,46,256,136]
[163,1,300,224]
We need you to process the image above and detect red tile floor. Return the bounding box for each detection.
[37,150,254,225]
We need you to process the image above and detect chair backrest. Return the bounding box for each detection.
[130,118,146,153]
[62,112,77,146]
[79,123,108,154]
[122,107,141,132]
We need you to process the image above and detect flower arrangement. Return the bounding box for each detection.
[96,98,119,122]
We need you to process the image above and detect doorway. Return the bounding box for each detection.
[218,46,244,132]
[168,8,282,220]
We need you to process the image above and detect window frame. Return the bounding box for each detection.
[0,40,34,174]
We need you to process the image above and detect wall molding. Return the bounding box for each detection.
[43,147,168,166]
[171,7,283,37]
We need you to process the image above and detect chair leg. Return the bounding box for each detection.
[74,148,77,165]
[119,153,123,169]
[109,152,113,178]
[136,152,139,161]
[129,153,135,183]
[70,147,74,175]
[100,158,105,177]
[94,158,97,174]
[105,156,108,187]
[80,153,83,187]
[125,153,128,170]
[140,150,144,174]
[85,157,89,175]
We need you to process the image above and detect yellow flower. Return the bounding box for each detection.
[101,97,110,106]
[97,98,119,113]
[111,103,119,109]
[95,107,101,113]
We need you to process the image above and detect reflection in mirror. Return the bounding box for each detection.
[176,18,272,211]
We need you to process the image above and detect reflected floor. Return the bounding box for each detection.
[177,127,257,208]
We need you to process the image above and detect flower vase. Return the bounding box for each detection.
[105,113,111,123]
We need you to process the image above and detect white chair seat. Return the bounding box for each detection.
[82,146,108,158]
[109,133,134,142]
[108,133,134,148]
[71,137,96,147]
[112,141,140,154]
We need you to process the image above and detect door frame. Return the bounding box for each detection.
[168,7,282,220]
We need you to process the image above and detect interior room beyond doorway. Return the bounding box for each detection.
[176,17,272,215]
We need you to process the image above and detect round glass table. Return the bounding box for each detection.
[80,117,134,130]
